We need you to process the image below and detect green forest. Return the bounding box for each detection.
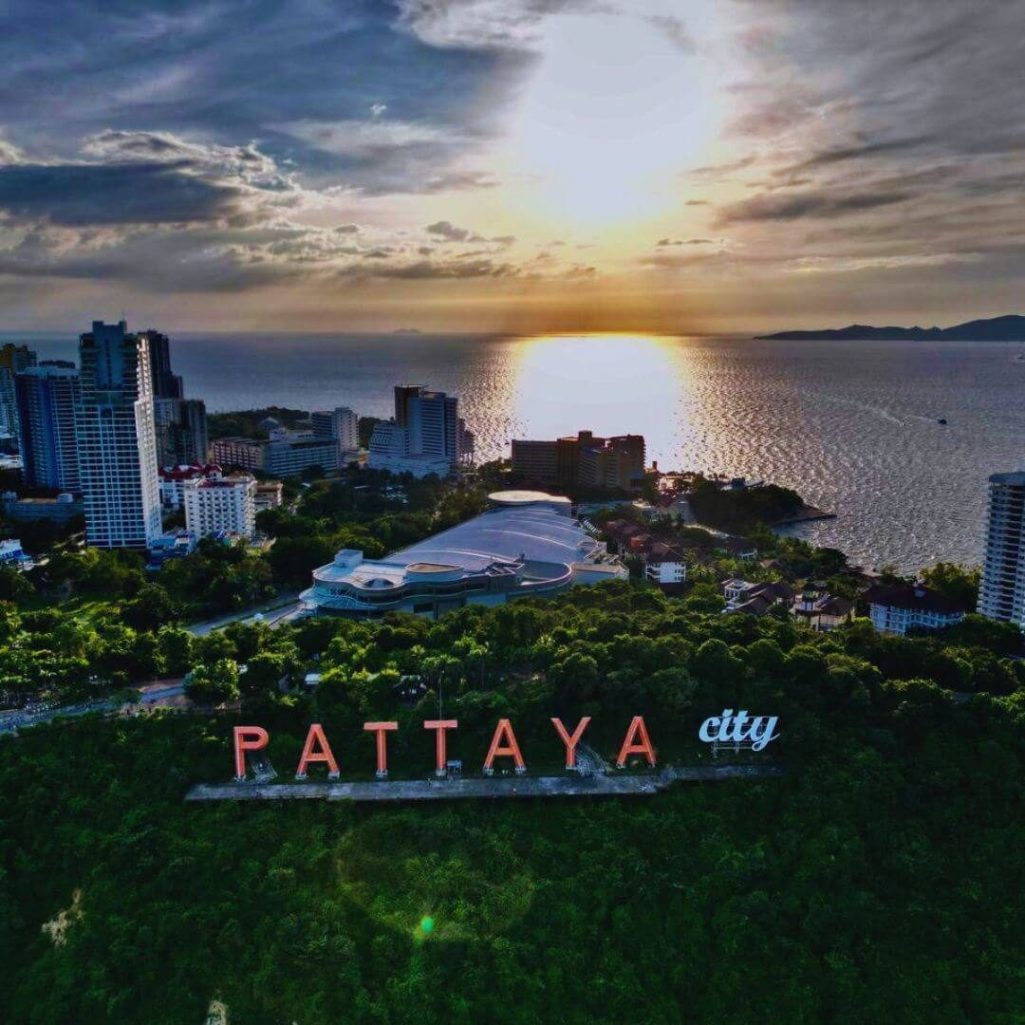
[3,580,1025,1023]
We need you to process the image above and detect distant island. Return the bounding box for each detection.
[756,314,1025,341]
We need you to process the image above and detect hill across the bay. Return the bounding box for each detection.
[756,314,1025,341]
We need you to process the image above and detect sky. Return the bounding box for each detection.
[0,0,1022,335]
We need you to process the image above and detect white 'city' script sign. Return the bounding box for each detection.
[698,708,779,751]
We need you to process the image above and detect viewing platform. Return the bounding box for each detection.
[186,764,785,803]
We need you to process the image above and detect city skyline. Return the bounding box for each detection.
[1,0,1022,335]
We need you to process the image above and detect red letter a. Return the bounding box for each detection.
[233,726,269,781]
[616,716,656,768]
[484,718,526,773]
[296,723,340,779]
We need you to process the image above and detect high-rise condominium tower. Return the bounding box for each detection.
[312,406,359,455]
[77,321,161,548]
[979,471,1025,628]
[141,329,184,399]
[0,342,37,444]
[14,362,81,491]
[155,396,209,466]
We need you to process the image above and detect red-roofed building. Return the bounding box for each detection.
[158,463,223,509]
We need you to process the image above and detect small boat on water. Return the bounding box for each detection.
[938,418,948,425]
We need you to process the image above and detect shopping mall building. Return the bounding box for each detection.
[300,490,626,618]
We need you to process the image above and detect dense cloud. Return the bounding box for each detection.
[0,0,1024,327]
[0,162,245,226]
[718,190,913,225]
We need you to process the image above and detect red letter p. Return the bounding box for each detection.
[233,725,269,781]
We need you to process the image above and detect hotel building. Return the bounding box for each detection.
[312,406,360,466]
[76,321,162,549]
[368,386,472,477]
[210,434,339,477]
[979,471,1025,628]
[14,362,81,491]
[183,473,256,539]
[159,463,223,508]
[864,583,966,635]
[511,430,646,491]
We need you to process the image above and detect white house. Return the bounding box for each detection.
[864,583,966,635]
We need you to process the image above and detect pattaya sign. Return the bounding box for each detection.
[232,709,779,781]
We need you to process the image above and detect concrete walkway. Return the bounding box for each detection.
[186,764,785,803]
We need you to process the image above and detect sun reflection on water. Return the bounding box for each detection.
[508,334,692,460]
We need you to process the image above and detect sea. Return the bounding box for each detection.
[8,330,1025,574]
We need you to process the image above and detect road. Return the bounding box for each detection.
[1,597,307,736]
[0,696,118,735]
[187,592,304,636]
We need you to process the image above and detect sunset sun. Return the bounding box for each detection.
[502,9,723,229]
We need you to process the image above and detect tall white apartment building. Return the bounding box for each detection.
[312,406,359,459]
[183,474,256,538]
[367,420,451,478]
[979,471,1025,627]
[407,389,458,462]
[77,321,162,549]
[369,386,469,477]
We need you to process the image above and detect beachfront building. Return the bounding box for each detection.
[210,434,339,477]
[301,490,626,618]
[979,471,1025,628]
[76,321,162,549]
[864,583,966,635]
[368,386,471,477]
[367,420,451,478]
[511,430,646,491]
[183,473,256,539]
[14,362,81,491]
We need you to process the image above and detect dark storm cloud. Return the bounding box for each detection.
[0,161,245,225]
[0,224,299,291]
